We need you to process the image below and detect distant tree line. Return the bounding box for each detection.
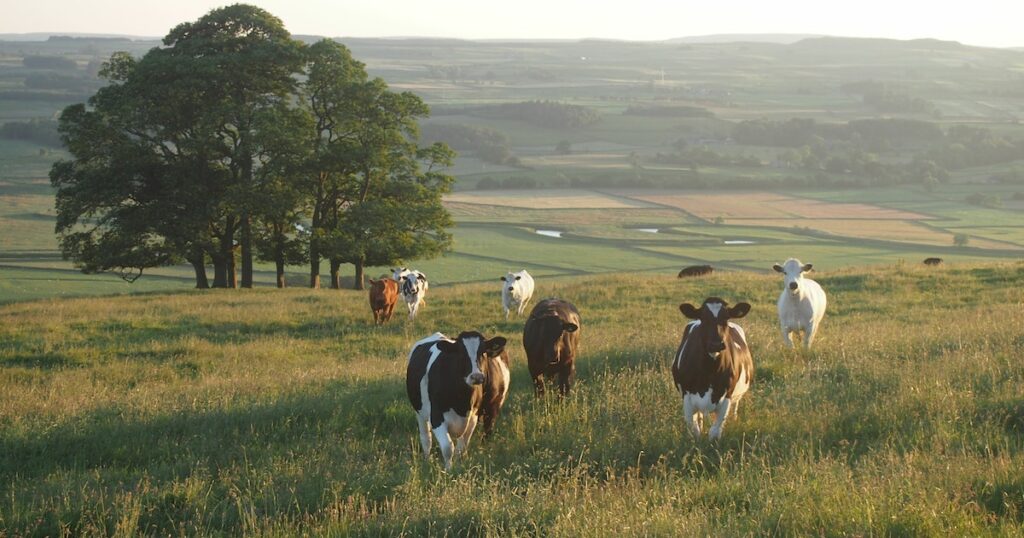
[438,101,601,129]
[841,80,937,115]
[623,104,714,118]
[421,123,520,166]
[50,5,453,290]
[22,56,78,70]
[0,119,62,147]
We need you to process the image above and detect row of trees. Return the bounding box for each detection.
[50,5,454,290]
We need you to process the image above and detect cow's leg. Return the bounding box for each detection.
[417,417,432,459]
[532,374,545,397]
[384,304,394,322]
[455,413,479,457]
[557,363,574,396]
[709,398,732,440]
[682,396,702,437]
[503,306,510,320]
[433,424,454,470]
[780,325,794,348]
[517,301,529,317]
[804,321,818,349]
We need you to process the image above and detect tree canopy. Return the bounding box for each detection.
[51,4,454,289]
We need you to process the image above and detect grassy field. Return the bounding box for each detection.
[1,263,1023,535]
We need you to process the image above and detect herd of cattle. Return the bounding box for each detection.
[376,256,936,468]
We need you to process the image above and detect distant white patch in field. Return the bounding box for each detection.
[724,240,755,244]
[636,228,659,233]
[536,230,563,238]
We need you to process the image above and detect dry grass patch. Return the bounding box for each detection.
[446,189,656,209]
[618,191,931,220]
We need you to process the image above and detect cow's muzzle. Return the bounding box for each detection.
[468,373,485,385]
[788,282,798,291]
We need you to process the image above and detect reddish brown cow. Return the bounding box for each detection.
[369,278,398,325]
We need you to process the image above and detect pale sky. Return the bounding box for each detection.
[2,0,1022,48]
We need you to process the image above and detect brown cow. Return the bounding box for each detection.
[523,298,581,396]
[368,277,398,325]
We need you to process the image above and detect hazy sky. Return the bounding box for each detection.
[2,0,1022,48]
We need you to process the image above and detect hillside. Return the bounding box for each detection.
[1,263,1022,535]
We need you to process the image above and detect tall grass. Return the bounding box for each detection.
[1,262,1023,535]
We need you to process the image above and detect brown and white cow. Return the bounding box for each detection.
[671,297,753,440]
[523,298,581,396]
[406,331,510,470]
[368,277,398,325]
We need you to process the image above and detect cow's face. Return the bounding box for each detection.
[680,298,751,359]
[392,267,409,282]
[773,258,813,295]
[369,279,385,294]
[402,273,425,296]
[438,332,508,387]
[533,316,579,364]
[500,272,522,293]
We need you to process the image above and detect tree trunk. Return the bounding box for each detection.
[330,259,342,290]
[275,258,286,288]
[309,240,321,289]
[353,259,365,290]
[222,215,237,288]
[188,248,209,289]
[240,213,253,288]
[212,254,227,288]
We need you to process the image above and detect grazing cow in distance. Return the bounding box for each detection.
[501,269,535,319]
[773,258,827,349]
[392,268,428,320]
[678,265,714,278]
[672,297,753,439]
[923,257,943,266]
[523,298,581,396]
[368,277,398,325]
[406,331,510,470]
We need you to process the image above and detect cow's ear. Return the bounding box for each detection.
[562,322,579,333]
[437,340,458,353]
[390,268,397,272]
[500,276,507,281]
[369,278,378,284]
[729,302,751,319]
[417,273,427,281]
[679,303,701,319]
[484,336,507,356]
[772,264,784,273]
[802,263,813,272]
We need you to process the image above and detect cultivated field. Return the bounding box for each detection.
[1,264,1022,535]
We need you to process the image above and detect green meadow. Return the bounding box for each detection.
[2,264,1023,535]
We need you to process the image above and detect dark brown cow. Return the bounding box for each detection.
[671,297,753,440]
[523,298,581,396]
[923,257,943,266]
[678,265,714,278]
[368,277,398,325]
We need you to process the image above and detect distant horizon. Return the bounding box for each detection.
[0,31,1020,50]
[2,1,1022,49]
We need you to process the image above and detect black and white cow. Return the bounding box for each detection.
[392,267,429,320]
[406,331,510,469]
[671,297,754,440]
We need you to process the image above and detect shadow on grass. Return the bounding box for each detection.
[0,352,82,369]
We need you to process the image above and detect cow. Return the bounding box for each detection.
[392,268,428,320]
[678,265,714,278]
[406,331,510,470]
[501,269,535,319]
[523,298,581,396]
[671,297,753,440]
[773,258,827,349]
[923,257,943,266]
[368,277,398,325]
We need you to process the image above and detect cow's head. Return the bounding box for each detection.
[773,258,813,295]
[679,297,751,359]
[402,272,426,296]
[531,315,579,364]
[500,272,522,293]
[391,267,409,282]
[437,331,508,386]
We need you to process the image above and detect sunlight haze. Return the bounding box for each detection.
[2,0,1022,48]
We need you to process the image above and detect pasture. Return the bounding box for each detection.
[1,263,1023,535]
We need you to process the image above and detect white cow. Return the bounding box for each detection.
[773,258,827,348]
[392,267,428,320]
[500,269,535,319]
